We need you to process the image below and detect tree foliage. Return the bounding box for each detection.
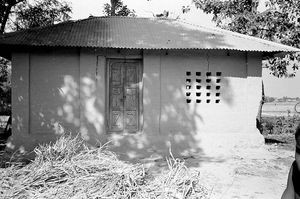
[13,0,71,31]
[1,0,71,33]
[103,0,136,17]
[192,0,300,77]
[0,58,10,114]
[0,0,25,34]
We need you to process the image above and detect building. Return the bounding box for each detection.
[0,17,299,160]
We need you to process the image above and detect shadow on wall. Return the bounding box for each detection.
[32,72,107,139]
[104,53,237,167]
[9,50,250,167]
[9,70,106,153]
[79,72,107,145]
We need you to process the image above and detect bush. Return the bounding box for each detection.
[0,135,208,199]
[262,115,300,135]
[264,120,274,134]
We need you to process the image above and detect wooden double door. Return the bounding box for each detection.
[107,59,142,133]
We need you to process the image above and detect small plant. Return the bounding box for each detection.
[265,120,274,134]
[262,115,300,143]
[287,109,291,117]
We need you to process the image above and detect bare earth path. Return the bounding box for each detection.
[196,145,293,199]
[147,144,294,199]
[197,145,294,199]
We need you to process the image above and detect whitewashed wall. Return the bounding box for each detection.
[9,48,264,160]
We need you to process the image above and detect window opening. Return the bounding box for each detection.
[185,71,222,104]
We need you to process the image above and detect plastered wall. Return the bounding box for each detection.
[9,48,264,161]
[158,50,264,156]
[10,49,81,152]
[107,50,264,159]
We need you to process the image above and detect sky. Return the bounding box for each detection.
[68,0,300,98]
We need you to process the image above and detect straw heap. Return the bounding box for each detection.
[0,135,208,199]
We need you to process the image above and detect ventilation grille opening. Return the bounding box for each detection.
[185,71,222,104]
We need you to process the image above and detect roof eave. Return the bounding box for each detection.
[1,43,298,61]
[0,45,13,60]
[262,50,299,60]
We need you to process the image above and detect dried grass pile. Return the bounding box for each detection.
[0,135,208,199]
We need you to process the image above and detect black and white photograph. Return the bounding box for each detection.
[0,0,300,198]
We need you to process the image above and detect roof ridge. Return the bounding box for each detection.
[82,16,146,19]
[78,15,184,22]
[177,19,299,51]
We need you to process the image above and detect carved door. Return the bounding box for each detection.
[108,60,140,133]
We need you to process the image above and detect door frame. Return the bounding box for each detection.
[105,58,143,134]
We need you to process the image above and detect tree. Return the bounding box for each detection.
[1,0,71,33]
[191,0,300,133]
[0,0,72,115]
[103,0,136,17]
[192,0,300,78]
[265,96,276,103]
[0,58,10,115]
[13,0,71,31]
[0,0,25,34]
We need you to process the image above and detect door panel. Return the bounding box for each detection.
[108,60,140,133]
[126,65,137,85]
[124,63,139,132]
[109,63,124,131]
[111,64,122,86]
[110,111,123,131]
[125,111,138,131]
[124,88,137,110]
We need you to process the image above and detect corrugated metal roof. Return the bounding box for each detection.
[0,16,299,52]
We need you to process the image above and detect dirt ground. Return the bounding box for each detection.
[0,141,294,199]
[147,143,294,199]
[197,144,294,199]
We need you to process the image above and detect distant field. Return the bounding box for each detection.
[262,101,300,117]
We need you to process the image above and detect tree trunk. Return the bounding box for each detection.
[256,81,265,134]
[110,0,116,16]
[0,5,12,34]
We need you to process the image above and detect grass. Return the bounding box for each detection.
[0,134,208,199]
[261,115,300,151]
